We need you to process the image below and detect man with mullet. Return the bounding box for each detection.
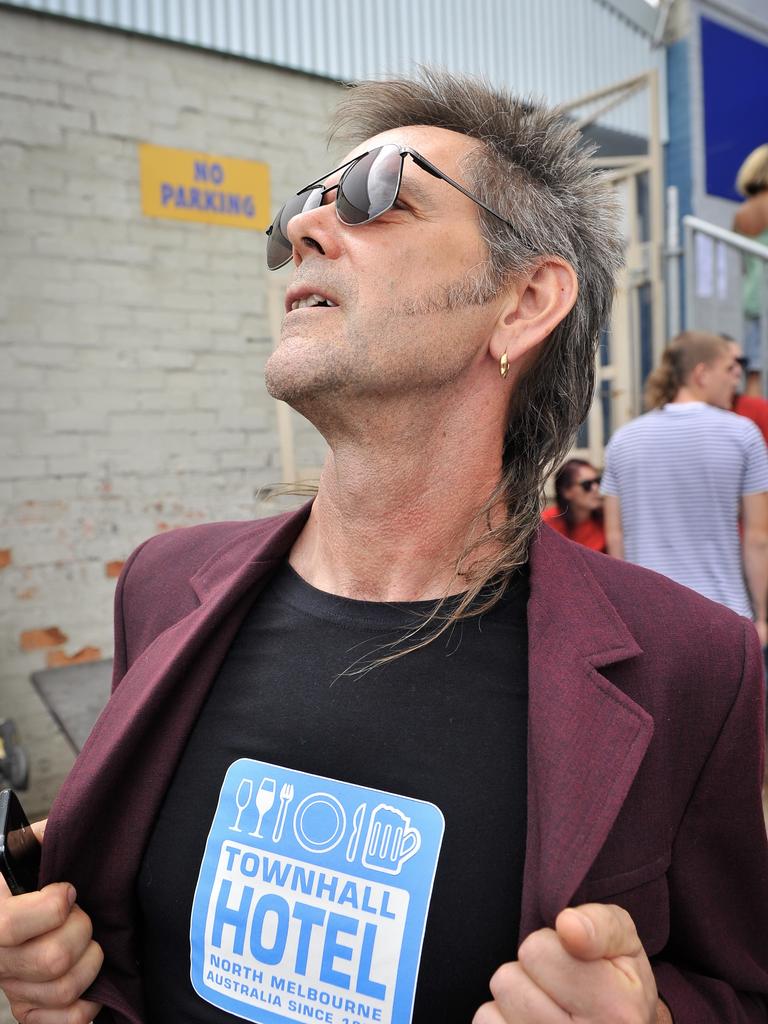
[602,330,768,632]
[1,70,766,1024]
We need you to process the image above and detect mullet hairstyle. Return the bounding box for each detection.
[644,330,730,410]
[328,68,623,670]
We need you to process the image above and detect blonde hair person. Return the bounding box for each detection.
[733,144,768,394]
[736,144,768,198]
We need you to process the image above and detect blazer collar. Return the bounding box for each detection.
[521,526,653,935]
[528,524,642,667]
[190,503,312,603]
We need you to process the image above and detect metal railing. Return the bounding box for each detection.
[682,215,768,392]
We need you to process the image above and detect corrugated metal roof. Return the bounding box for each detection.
[602,0,659,35]
[1,0,665,137]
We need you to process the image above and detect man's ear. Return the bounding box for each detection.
[489,258,578,370]
[690,361,708,390]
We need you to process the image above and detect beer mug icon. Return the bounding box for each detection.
[361,803,421,875]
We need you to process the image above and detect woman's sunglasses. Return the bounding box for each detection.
[265,143,520,271]
[577,477,602,492]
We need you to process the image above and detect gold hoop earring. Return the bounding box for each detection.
[499,351,509,379]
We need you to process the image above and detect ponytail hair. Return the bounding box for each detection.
[644,331,729,410]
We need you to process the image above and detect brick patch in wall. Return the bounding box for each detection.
[105,560,124,578]
[46,646,102,668]
[0,550,10,569]
[20,626,68,650]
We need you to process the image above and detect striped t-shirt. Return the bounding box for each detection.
[601,402,768,618]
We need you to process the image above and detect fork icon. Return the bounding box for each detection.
[272,783,295,843]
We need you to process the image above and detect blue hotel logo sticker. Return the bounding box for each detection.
[190,759,445,1024]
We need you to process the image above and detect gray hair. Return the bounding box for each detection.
[329,68,624,665]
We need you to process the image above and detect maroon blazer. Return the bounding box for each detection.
[40,505,768,1023]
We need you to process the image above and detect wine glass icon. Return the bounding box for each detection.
[230,778,254,832]
[248,778,277,838]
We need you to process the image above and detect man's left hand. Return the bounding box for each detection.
[473,903,669,1024]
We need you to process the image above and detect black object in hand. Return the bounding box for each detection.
[0,788,42,895]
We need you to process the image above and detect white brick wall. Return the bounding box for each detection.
[0,7,339,819]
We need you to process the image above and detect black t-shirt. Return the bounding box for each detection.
[137,563,528,1024]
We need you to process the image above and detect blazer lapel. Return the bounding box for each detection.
[42,507,311,889]
[520,528,654,938]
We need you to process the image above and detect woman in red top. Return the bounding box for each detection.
[543,458,606,552]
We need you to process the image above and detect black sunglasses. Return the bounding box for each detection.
[735,356,749,370]
[577,477,602,492]
[265,143,521,271]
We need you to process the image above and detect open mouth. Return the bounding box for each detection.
[290,293,338,312]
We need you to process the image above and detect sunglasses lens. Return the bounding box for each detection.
[337,145,403,225]
[266,188,323,270]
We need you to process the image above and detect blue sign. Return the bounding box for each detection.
[190,759,444,1024]
[701,17,768,202]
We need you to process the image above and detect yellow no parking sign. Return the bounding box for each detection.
[139,143,271,231]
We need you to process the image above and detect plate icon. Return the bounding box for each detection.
[292,792,346,853]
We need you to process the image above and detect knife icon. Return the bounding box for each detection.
[345,802,367,863]
[272,782,294,843]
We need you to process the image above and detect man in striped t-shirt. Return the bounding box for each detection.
[602,331,768,641]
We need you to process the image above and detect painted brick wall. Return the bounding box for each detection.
[0,7,341,819]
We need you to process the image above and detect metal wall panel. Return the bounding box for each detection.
[1,0,665,137]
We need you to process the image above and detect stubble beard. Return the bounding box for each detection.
[264,264,502,416]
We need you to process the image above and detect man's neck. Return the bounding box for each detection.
[670,386,705,404]
[288,423,506,603]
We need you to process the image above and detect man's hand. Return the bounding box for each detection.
[0,821,103,1024]
[474,903,669,1024]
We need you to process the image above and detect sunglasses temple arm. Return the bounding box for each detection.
[409,152,515,230]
